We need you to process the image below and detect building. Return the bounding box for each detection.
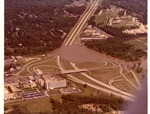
[4,78,19,87]
[4,87,9,94]
[29,81,37,88]
[38,78,45,87]
[8,84,21,93]
[42,74,67,90]
[28,76,35,81]
[4,93,16,101]
[84,29,97,34]
[9,68,15,73]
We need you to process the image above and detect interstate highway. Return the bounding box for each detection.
[64,0,101,46]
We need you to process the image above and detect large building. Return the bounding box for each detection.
[42,74,67,90]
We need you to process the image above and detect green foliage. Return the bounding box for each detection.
[65,6,86,15]
[50,94,127,114]
[83,84,87,88]
[5,0,85,56]
[4,106,8,111]
[84,38,146,61]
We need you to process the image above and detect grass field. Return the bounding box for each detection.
[112,81,131,93]
[17,57,58,76]
[5,94,62,114]
[32,57,58,67]
[70,73,102,87]
[105,62,114,67]
[5,97,52,113]
[34,66,60,72]
[89,68,120,84]
[76,61,106,68]
[71,81,104,96]
[112,81,135,94]
[19,70,30,76]
[125,72,139,87]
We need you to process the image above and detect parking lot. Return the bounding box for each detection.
[21,91,47,99]
[18,77,30,83]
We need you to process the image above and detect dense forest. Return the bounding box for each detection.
[5,0,86,56]
[84,38,146,61]
[50,94,127,114]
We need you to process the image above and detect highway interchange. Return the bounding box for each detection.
[12,0,141,102]
[13,54,141,101]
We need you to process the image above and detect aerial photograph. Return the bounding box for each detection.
[4,0,147,114]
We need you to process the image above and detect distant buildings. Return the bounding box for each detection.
[80,25,108,41]
[4,72,68,102]
[42,74,67,90]
[123,24,147,35]
[18,77,37,89]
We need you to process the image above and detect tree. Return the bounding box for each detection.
[83,84,87,88]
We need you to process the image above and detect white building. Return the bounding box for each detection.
[42,74,67,90]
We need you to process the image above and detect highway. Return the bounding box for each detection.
[118,64,139,90]
[69,62,134,98]
[56,56,134,101]
[64,0,100,46]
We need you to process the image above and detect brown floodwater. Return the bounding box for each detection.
[47,45,147,70]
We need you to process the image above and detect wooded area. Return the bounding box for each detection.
[84,38,146,61]
[6,93,129,114]
[5,0,85,56]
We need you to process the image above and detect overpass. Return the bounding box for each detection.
[61,68,88,74]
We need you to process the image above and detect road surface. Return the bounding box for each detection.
[56,56,134,101]
[64,0,100,46]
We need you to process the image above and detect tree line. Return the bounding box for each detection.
[5,93,129,114]
[84,38,146,61]
[50,94,128,114]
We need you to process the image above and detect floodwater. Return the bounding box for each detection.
[47,45,147,70]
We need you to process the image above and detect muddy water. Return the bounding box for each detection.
[47,45,147,70]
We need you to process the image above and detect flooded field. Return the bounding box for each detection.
[47,45,147,70]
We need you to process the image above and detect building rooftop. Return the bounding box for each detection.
[4,78,19,85]
[42,74,64,83]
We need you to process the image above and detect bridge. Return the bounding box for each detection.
[61,68,88,74]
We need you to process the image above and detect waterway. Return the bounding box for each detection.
[47,44,147,71]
